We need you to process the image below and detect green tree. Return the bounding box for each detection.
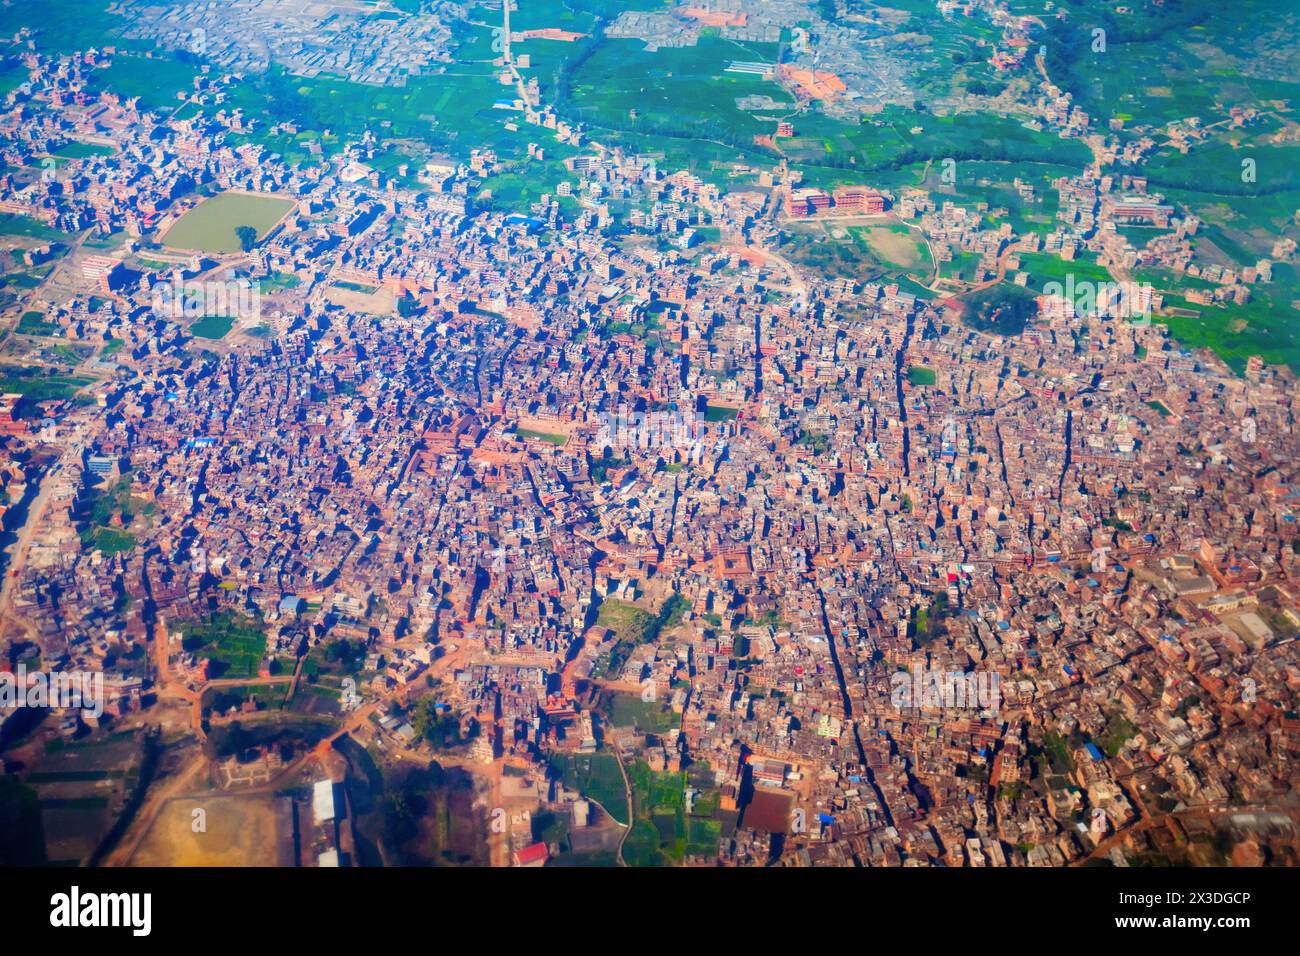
[411,697,474,748]
[235,224,258,251]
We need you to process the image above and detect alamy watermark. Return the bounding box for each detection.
[890,669,1001,715]
[0,665,105,719]
[50,886,151,936]
[152,278,261,322]
[594,407,708,453]
[1042,274,1153,325]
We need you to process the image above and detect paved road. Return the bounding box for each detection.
[0,439,88,640]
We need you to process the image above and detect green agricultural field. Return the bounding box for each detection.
[550,753,629,826]
[178,611,268,680]
[0,61,30,97]
[686,816,722,856]
[1043,0,1300,137]
[938,250,984,284]
[563,35,789,150]
[0,368,90,415]
[85,53,199,109]
[787,107,1091,175]
[15,311,57,335]
[1145,140,1300,199]
[1157,284,1300,375]
[2,269,43,290]
[0,0,134,59]
[213,59,545,167]
[620,759,719,866]
[0,214,66,241]
[605,692,679,734]
[1016,252,1115,294]
[162,192,296,254]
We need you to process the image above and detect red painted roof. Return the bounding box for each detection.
[514,842,549,865]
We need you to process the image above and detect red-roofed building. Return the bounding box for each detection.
[513,841,549,867]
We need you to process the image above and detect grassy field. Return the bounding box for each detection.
[1016,252,1115,294]
[1097,711,1139,758]
[0,61,31,97]
[162,192,295,254]
[258,272,301,292]
[189,315,235,339]
[856,223,928,271]
[49,141,114,160]
[213,53,552,172]
[595,599,653,637]
[513,426,567,446]
[591,594,689,679]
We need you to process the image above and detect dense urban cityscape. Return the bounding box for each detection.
[0,0,1296,882]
